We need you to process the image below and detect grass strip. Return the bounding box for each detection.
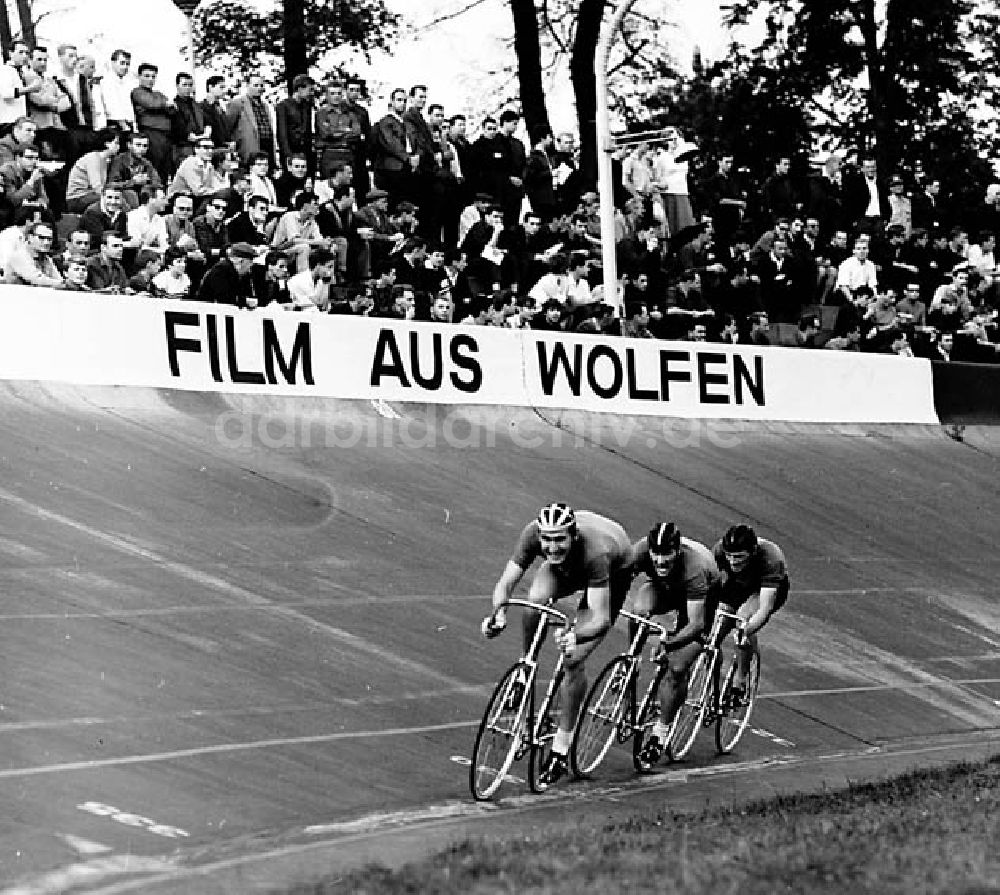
[276,754,1000,894]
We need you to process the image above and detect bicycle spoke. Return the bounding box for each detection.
[666,651,712,762]
[572,656,633,777]
[470,665,530,800]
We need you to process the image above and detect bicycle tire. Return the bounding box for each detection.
[469,663,531,801]
[632,662,668,773]
[528,670,563,792]
[715,645,761,754]
[571,656,634,778]
[666,650,712,762]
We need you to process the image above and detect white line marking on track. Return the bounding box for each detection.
[63,835,112,856]
[0,485,465,689]
[949,623,1000,649]
[77,802,189,839]
[370,398,402,420]
[0,720,477,780]
[0,856,178,895]
[751,728,796,748]
[448,754,524,785]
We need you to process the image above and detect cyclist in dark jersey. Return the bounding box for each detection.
[627,522,721,765]
[482,502,634,785]
[712,523,790,699]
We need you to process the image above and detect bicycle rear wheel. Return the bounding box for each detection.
[632,664,668,773]
[528,671,563,792]
[571,656,634,778]
[666,651,712,762]
[715,645,761,754]
[469,663,530,801]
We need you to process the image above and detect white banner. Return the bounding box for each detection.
[0,289,939,424]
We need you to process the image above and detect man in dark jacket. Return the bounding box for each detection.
[276,74,316,173]
[195,241,256,305]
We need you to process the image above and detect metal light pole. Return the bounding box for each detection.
[594,0,640,315]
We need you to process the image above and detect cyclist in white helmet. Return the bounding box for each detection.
[482,502,634,786]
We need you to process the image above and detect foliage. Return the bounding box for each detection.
[192,0,400,86]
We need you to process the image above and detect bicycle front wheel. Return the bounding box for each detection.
[632,663,668,773]
[666,651,712,761]
[528,671,563,792]
[571,656,634,778]
[469,663,530,801]
[715,646,761,754]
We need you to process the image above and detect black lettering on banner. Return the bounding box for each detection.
[370,329,411,387]
[659,349,691,401]
[264,319,314,386]
[626,348,657,401]
[410,331,443,390]
[205,313,222,382]
[536,341,583,396]
[164,311,201,377]
[450,334,482,393]
[587,345,623,399]
[224,315,266,385]
[697,352,730,404]
[734,353,765,406]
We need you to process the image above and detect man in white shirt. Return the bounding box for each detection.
[835,238,878,299]
[127,186,169,253]
[24,46,70,131]
[288,247,338,311]
[0,40,41,128]
[98,49,136,131]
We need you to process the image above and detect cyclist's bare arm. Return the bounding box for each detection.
[744,585,779,637]
[492,561,526,613]
[660,598,705,651]
[574,583,611,642]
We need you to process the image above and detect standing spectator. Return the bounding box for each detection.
[195,240,256,305]
[85,231,129,290]
[315,81,360,179]
[430,105,462,245]
[3,219,62,286]
[226,74,276,166]
[372,88,413,205]
[911,178,943,233]
[886,174,912,238]
[201,75,229,147]
[65,128,121,212]
[523,125,555,223]
[652,129,695,237]
[472,117,505,212]
[447,114,473,206]
[1,143,49,211]
[276,74,315,171]
[79,183,128,245]
[98,50,135,131]
[806,153,844,235]
[170,72,209,169]
[403,84,439,233]
[76,54,100,140]
[131,63,173,181]
[844,156,888,234]
[271,190,329,273]
[108,131,163,207]
[53,45,94,159]
[24,46,69,134]
[551,131,582,215]
[344,78,372,202]
[0,117,37,166]
[1,40,40,134]
[703,154,747,243]
[497,110,526,229]
[761,155,798,224]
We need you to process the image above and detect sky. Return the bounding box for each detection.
[28,0,728,128]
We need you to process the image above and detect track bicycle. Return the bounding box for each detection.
[570,609,671,778]
[470,598,570,801]
[664,608,761,762]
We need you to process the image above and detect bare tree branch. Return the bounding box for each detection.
[411,0,492,33]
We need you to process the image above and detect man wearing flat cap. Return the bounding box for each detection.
[195,240,258,306]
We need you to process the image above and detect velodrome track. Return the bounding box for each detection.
[0,381,998,894]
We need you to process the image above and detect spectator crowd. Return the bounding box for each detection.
[1,34,999,364]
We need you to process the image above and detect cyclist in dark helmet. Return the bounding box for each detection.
[625,521,721,766]
[482,502,634,786]
[713,523,790,702]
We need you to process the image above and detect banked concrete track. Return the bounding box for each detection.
[0,382,998,893]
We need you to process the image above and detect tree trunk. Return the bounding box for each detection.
[283,0,308,90]
[858,0,891,173]
[0,2,13,60]
[510,0,550,138]
[571,0,607,189]
[14,0,35,45]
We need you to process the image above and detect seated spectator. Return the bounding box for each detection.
[458,192,493,245]
[151,247,192,298]
[864,286,900,337]
[79,184,129,246]
[0,205,46,272]
[128,249,163,293]
[167,137,220,200]
[193,193,231,269]
[0,117,38,167]
[288,247,338,311]
[247,151,281,212]
[895,282,927,326]
[3,219,62,286]
[250,250,292,307]
[929,267,973,329]
[271,191,330,273]
[316,183,355,279]
[621,301,653,339]
[967,230,997,278]
[824,322,862,351]
[755,235,800,322]
[1,143,49,212]
[127,187,170,254]
[390,237,429,292]
[107,132,163,209]
[427,290,455,324]
[747,310,771,346]
[354,187,403,277]
[531,297,565,332]
[796,312,821,348]
[162,192,204,262]
[227,193,274,250]
[195,241,257,305]
[834,284,873,339]
[274,152,313,209]
[86,231,129,291]
[835,237,878,300]
[503,294,538,329]
[61,255,92,291]
[54,228,93,272]
[377,283,417,320]
[65,129,122,213]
